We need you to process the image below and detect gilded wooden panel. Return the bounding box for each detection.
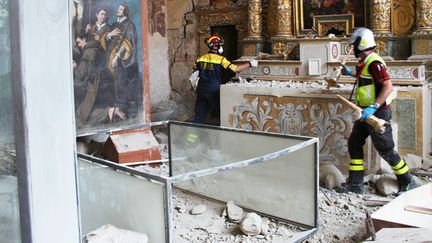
[392,0,415,35]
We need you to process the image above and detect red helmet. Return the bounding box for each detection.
[206,34,224,49]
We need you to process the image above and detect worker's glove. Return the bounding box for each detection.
[249,59,258,68]
[341,65,353,76]
[361,105,378,120]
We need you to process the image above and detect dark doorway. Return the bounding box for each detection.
[211,25,238,61]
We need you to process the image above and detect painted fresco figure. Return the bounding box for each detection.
[86,9,112,42]
[73,31,115,128]
[101,3,141,120]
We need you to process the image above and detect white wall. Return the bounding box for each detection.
[149,32,171,106]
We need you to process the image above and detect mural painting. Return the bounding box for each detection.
[71,0,144,134]
[300,0,365,32]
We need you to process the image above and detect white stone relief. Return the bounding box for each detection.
[232,98,354,165]
[232,97,274,132]
[274,103,307,135]
[387,67,419,80]
[309,103,353,163]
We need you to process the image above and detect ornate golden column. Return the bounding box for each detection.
[414,0,432,33]
[274,0,293,37]
[247,0,262,38]
[270,0,295,56]
[409,0,432,81]
[370,0,393,59]
[242,0,264,56]
[371,0,392,34]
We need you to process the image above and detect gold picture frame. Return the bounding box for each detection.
[313,14,354,36]
[295,0,366,36]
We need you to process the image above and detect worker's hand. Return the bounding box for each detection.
[249,59,258,68]
[361,105,378,120]
[341,65,353,76]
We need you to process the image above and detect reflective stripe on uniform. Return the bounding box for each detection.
[392,159,409,175]
[351,159,364,165]
[349,165,364,171]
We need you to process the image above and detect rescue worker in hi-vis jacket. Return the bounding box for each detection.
[337,28,417,195]
[191,34,258,125]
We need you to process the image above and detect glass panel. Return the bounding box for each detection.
[71,0,145,135]
[78,159,166,242]
[0,0,21,241]
[174,144,317,228]
[170,123,308,175]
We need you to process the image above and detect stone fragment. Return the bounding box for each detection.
[261,218,270,235]
[378,159,394,175]
[376,174,398,196]
[84,224,148,243]
[319,164,344,189]
[226,201,243,222]
[206,218,226,234]
[190,204,207,215]
[240,213,262,236]
[405,153,423,169]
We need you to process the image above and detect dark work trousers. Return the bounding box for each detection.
[348,107,411,185]
[192,90,220,125]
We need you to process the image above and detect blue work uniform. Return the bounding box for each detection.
[192,53,237,124]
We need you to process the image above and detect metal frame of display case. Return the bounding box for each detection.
[78,120,319,243]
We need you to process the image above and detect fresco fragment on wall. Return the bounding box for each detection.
[70,0,144,135]
[149,0,166,37]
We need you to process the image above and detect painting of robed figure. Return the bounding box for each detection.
[71,0,144,134]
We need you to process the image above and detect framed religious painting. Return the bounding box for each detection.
[71,0,148,135]
[295,0,367,36]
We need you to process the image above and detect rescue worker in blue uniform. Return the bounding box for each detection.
[337,28,417,195]
[191,34,257,125]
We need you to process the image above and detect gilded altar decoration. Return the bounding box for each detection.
[275,0,293,37]
[415,0,432,32]
[267,0,277,37]
[313,14,354,36]
[371,0,391,33]
[375,40,388,56]
[247,0,262,38]
[197,8,248,54]
[392,0,415,35]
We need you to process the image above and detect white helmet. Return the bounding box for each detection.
[350,28,376,57]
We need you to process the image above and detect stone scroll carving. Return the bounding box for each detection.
[231,96,355,166]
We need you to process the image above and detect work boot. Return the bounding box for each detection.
[396,179,418,196]
[336,182,364,194]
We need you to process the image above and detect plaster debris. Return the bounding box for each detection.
[319,164,345,189]
[378,159,395,175]
[226,201,244,223]
[240,213,262,236]
[84,224,149,243]
[191,204,207,215]
[226,79,354,91]
[376,174,399,196]
[405,153,423,169]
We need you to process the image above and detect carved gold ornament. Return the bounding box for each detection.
[416,0,432,31]
[248,0,262,38]
[371,0,391,32]
[392,0,415,35]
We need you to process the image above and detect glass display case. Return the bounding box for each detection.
[78,121,319,242]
